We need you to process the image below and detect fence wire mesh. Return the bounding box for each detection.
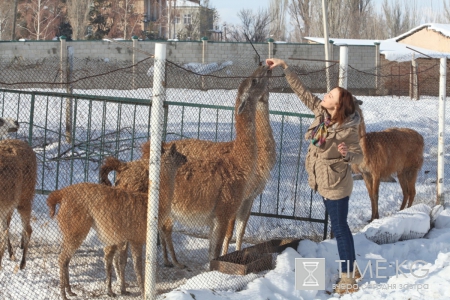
[0,51,448,299]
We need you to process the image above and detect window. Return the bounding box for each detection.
[174,15,180,24]
[184,14,191,24]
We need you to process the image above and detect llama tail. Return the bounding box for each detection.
[99,156,124,186]
[47,190,64,218]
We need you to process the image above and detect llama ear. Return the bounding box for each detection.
[237,92,249,115]
[169,144,176,155]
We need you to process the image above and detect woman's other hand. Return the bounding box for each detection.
[266,58,287,70]
[338,142,348,157]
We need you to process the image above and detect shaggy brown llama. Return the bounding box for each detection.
[47,144,186,299]
[139,87,277,255]
[0,136,37,270]
[101,65,271,264]
[352,101,424,221]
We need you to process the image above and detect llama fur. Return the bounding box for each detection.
[352,100,424,221]
[47,144,186,298]
[0,138,37,270]
[139,86,277,254]
[102,65,271,263]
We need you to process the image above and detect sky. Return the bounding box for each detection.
[213,0,446,28]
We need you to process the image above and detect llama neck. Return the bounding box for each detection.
[255,104,276,170]
[232,106,257,163]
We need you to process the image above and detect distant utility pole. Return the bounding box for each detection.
[12,0,18,40]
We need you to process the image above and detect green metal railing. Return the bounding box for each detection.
[0,88,328,239]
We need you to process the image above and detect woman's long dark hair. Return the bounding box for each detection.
[332,86,355,126]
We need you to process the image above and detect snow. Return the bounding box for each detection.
[164,205,450,299]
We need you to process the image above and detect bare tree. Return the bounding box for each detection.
[0,0,14,40]
[110,0,142,39]
[269,0,288,41]
[227,8,271,42]
[381,0,418,38]
[66,0,91,40]
[17,0,61,40]
[442,0,450,22]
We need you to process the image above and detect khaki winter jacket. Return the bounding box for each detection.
[284,67,364,200]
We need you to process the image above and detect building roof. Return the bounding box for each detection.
[169,0,200,7]
[395,23,450,41]
[304,23,450,62]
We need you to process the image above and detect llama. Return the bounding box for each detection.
[352,101,424,221]
[139,87,277,255]
[0,138,37,270]
[47,144,186,298]
[102,65,271,263]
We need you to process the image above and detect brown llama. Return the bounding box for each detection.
[138,86,277,255]
[352,100,424,221]
[0,136,37,270]
[47,144,186,299]
[101,65,271,264]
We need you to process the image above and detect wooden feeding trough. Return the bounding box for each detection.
[210,238,301,275]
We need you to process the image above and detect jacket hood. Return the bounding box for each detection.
[329,110,361,132]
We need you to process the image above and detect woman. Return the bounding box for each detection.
[266,58,363,294]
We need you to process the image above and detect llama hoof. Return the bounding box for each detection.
[120,290,131,296]
[67,291,77,297]
[19,261,26,270]
[107,290,117,297]
[9,254,16,261]
[175,263,186,269]
[164,262,174,268]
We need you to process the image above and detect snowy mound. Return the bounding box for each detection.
[361,203,431,244]
[434,207,450,229]
[182,61,233,75]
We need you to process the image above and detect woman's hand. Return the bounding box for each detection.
[266,58,287,70]
[338,142,348,157]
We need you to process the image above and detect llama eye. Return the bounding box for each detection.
[252,79,257,85]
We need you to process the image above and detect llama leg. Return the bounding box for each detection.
[16,204,32,269]
[209,217,229,261]
[406,169,419,208]
[0,224,8,270]
[104,245,117,297]
[6,211,15,261]
[161,218,185,269]
[234,197,255,251]
[114,242,130,295]
[59,242,81,299]
[58,215,92,299]
[129,242,144,295]
[397,172,410,211]
[362,173,377,221]
[221,216,236,256]
[371,176,381,220]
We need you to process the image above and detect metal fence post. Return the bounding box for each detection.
[374,41,380,92]
[145,42,166,300]
[268,38,274,59]
[437,57,446,206]
[132,35,138,89]
[339,45,348,89]
[60,36,72,143]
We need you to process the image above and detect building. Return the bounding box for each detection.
[140,0,215,40]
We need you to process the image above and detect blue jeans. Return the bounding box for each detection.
[323,196,356,273]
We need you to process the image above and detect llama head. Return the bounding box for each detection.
[236,65,271,115]
[0,117,20,138]
[162,144,187,169]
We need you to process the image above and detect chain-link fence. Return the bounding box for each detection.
[0,49,448,299]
